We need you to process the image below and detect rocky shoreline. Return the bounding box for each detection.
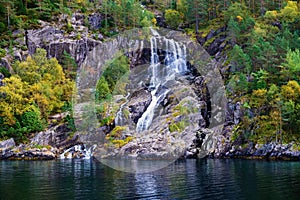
[210,142,300,161]
[1,127,299,161]
[0,124,82,160]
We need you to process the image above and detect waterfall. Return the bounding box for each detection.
[136,31,188,132]
[115,93,130,126]
[60,144,96,159]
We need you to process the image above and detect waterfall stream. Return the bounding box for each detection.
[136,30,188,132]
[115,93,130,126]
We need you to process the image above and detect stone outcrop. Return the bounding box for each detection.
[0,124,81,160]
[27,25,101,66]
[1,12,104,71]
[128,89,152,123]
[30,124,80,150]
[0,138,16,151]
[0,138,57,160]
[210,141,300,161]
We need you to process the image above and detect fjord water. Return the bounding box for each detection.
[1,159,299,200]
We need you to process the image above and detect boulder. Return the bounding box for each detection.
[0,58,11,72]
[30,124,79,150]
[0,138,16,151]
[155,14,166,28]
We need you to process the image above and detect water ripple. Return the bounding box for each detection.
[0,159,300,200]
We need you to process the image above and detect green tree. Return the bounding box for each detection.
[284,49,300,73]
[102,54,129,93]
[251,69,269,90]
[279,1,299,23]
[230,45,252,75]
[227,72,249,96]
[165,9,183,29]
[96,76,111,101]
[0,76,29,125]
[186,0,208,33]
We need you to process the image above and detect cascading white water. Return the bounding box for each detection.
[115,93,130,126]
[60,144,97,159]
[150,36,159,88]
[136,31,188,132]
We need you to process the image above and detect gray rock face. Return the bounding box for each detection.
[128,89,152,123]
[233,102,242,125]
[27,25,101,66]
[210,139,300,161]
[95,78,209,160]
[0,138,56,160]
[88,13,104,30]
[30,124,79,150]
[0,138,16,151]
[155,14,166,28]
[1,145,57,160]
[0,58,11,72]
[13,50,22,61]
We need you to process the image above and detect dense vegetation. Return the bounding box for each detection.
[0,49,74,142]
[219,1,300,145]
[0,0,299,146]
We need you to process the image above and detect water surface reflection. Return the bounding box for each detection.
[0,159,299,199]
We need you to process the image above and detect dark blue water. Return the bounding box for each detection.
[0,159,299,200]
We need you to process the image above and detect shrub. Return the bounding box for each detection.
[0,48,6,58]
[96,76,111,101]
[0,66,10,77]
[0,22,6,33]
[264,11,278,21]
[140,17,152,27]
[20,105,45,133]
[165,9,182,29]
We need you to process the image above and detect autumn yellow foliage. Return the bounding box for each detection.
[0,49,74,132]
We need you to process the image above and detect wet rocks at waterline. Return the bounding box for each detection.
[0,125,95,160]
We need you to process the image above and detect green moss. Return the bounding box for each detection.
[112,136,133,148]
[110,126,126,138]
[123,109,130,120]
[169,120,189,133]
[174,99,198,116]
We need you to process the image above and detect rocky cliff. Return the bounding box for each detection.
[0,12,299,161]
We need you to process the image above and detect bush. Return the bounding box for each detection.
[279,1,299,23]
[264,11,278,21]
[96,76,111,101]
[0,48,6,58]
[165,9,183,29]
[0,22,6,33]
[20,106,44,133]
[140,17,151,27]
[0,106,44,142]
[0,66,11,77]
[101,54,129,93]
